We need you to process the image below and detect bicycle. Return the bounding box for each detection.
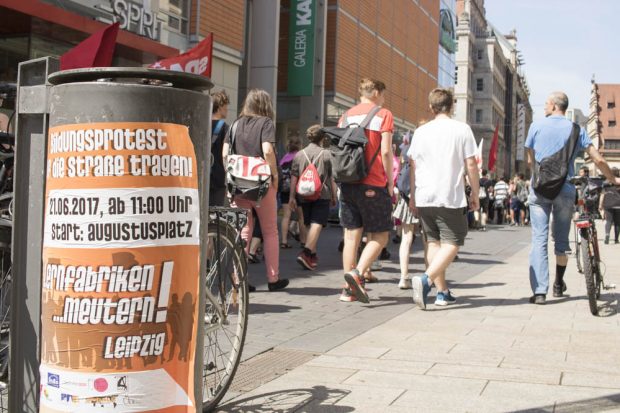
[0,83,15,386]
[571,176,609,316]
[202,206,249,411]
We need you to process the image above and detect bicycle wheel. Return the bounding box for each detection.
[580,229,598,316]
[0,246,11,381]
[202,220,248,412]
[574,225,583,273]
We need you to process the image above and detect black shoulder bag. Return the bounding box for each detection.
[532,123,580,200]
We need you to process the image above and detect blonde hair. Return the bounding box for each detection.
[358,78,386,98]
[240,89,275,119]
[306,124,325,144]
[211,90,229,114]
[428,88,454,114]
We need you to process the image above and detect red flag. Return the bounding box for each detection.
[60,22,119,70]
[149,34,213,78]
[487,121,500,171]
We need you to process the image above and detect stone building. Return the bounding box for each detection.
[586,81,620,172]
[454,0,532,178]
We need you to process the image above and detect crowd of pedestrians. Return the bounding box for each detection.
[209,82,620,309]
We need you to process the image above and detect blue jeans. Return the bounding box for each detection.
[528,189,575,295]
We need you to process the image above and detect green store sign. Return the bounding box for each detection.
[440,9,456,53]
[288,0,316,96]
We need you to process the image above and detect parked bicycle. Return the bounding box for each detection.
[571,176,611,315]
[202,206,249,411]
[0,82,15,385]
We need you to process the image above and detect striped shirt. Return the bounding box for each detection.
[494,181,509,201]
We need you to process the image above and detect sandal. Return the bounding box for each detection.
[364,270,378,283]
[280,243,292,249]
[248,253,260,264]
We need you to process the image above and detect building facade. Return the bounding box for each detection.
[586,81,620,172]
[1,0,446,153]
[454,0,532,178]
[275,0,440,152]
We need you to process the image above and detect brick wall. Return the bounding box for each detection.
[191,0,245,52]
[334,0,440,125]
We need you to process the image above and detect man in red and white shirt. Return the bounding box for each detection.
[337,78,394,303]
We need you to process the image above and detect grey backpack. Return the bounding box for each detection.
[321,106,382,183]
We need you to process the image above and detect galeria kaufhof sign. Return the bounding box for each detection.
[287,0,316,96]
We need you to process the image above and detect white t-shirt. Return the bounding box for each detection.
[407,118,477,208]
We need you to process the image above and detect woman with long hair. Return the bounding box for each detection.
[222,89,288,291]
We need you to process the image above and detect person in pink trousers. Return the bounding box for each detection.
[222,89,289,291]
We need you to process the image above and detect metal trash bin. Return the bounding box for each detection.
[40,68,212,412]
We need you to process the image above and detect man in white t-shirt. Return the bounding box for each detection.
[407,88,480,309]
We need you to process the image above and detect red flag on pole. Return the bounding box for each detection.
[60,22,120,70]
[487,121,500,171]
[149,34,213,78]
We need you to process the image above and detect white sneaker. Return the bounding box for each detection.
[370,260,383,271]
[398,278,412,289]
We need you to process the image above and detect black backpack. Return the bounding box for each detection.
[321,106,382,183]
[532,123,580,200]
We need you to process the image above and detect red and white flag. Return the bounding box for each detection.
[475,138,484,172]
[149,34,213,78]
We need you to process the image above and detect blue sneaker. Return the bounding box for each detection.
[435,290,456,306]
[412,275,431,310]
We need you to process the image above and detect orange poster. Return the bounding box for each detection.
[40,122,200,412]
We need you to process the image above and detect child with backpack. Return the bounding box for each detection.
[278,137,307,248]
[289,125,337,270]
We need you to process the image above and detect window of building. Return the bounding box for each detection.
[476,78,484,91]
[475,109,483,123]
[608,102,616,109]
[477,49,483,60]
[609,120,617,127]
[605,140,620,150]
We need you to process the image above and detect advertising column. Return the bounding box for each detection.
[40,122,200,412]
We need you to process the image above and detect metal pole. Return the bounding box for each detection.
[11,56,59,413]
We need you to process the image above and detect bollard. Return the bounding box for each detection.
[39,68,212,412]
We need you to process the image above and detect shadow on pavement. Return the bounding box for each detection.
[249,303,303,315]
[281,287,343,297]
[434,294,584,310]
[510,392,620,413]
[365,295,413,309]
[452,257,505,265]
[217,385,354,413]
[454,282,506,289]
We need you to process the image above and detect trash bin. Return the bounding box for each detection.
[40,68,212,412]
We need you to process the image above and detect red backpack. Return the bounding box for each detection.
[296,150,325,201]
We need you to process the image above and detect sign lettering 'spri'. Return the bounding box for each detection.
[40,122,200,413]
[287,0,316,96]
[150,33,213,78]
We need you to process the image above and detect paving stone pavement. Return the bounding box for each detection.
[217,221,620,412]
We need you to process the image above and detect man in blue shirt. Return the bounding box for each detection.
[525,91,620,304]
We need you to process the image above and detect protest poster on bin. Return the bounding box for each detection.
[40,122,200,412]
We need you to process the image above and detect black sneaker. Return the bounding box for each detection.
[529,294,546,305]
[605,237,610,245]
[268,278,289,291]
[249,284,256,293]
[379,248,391,260]
[552,281,567,297]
